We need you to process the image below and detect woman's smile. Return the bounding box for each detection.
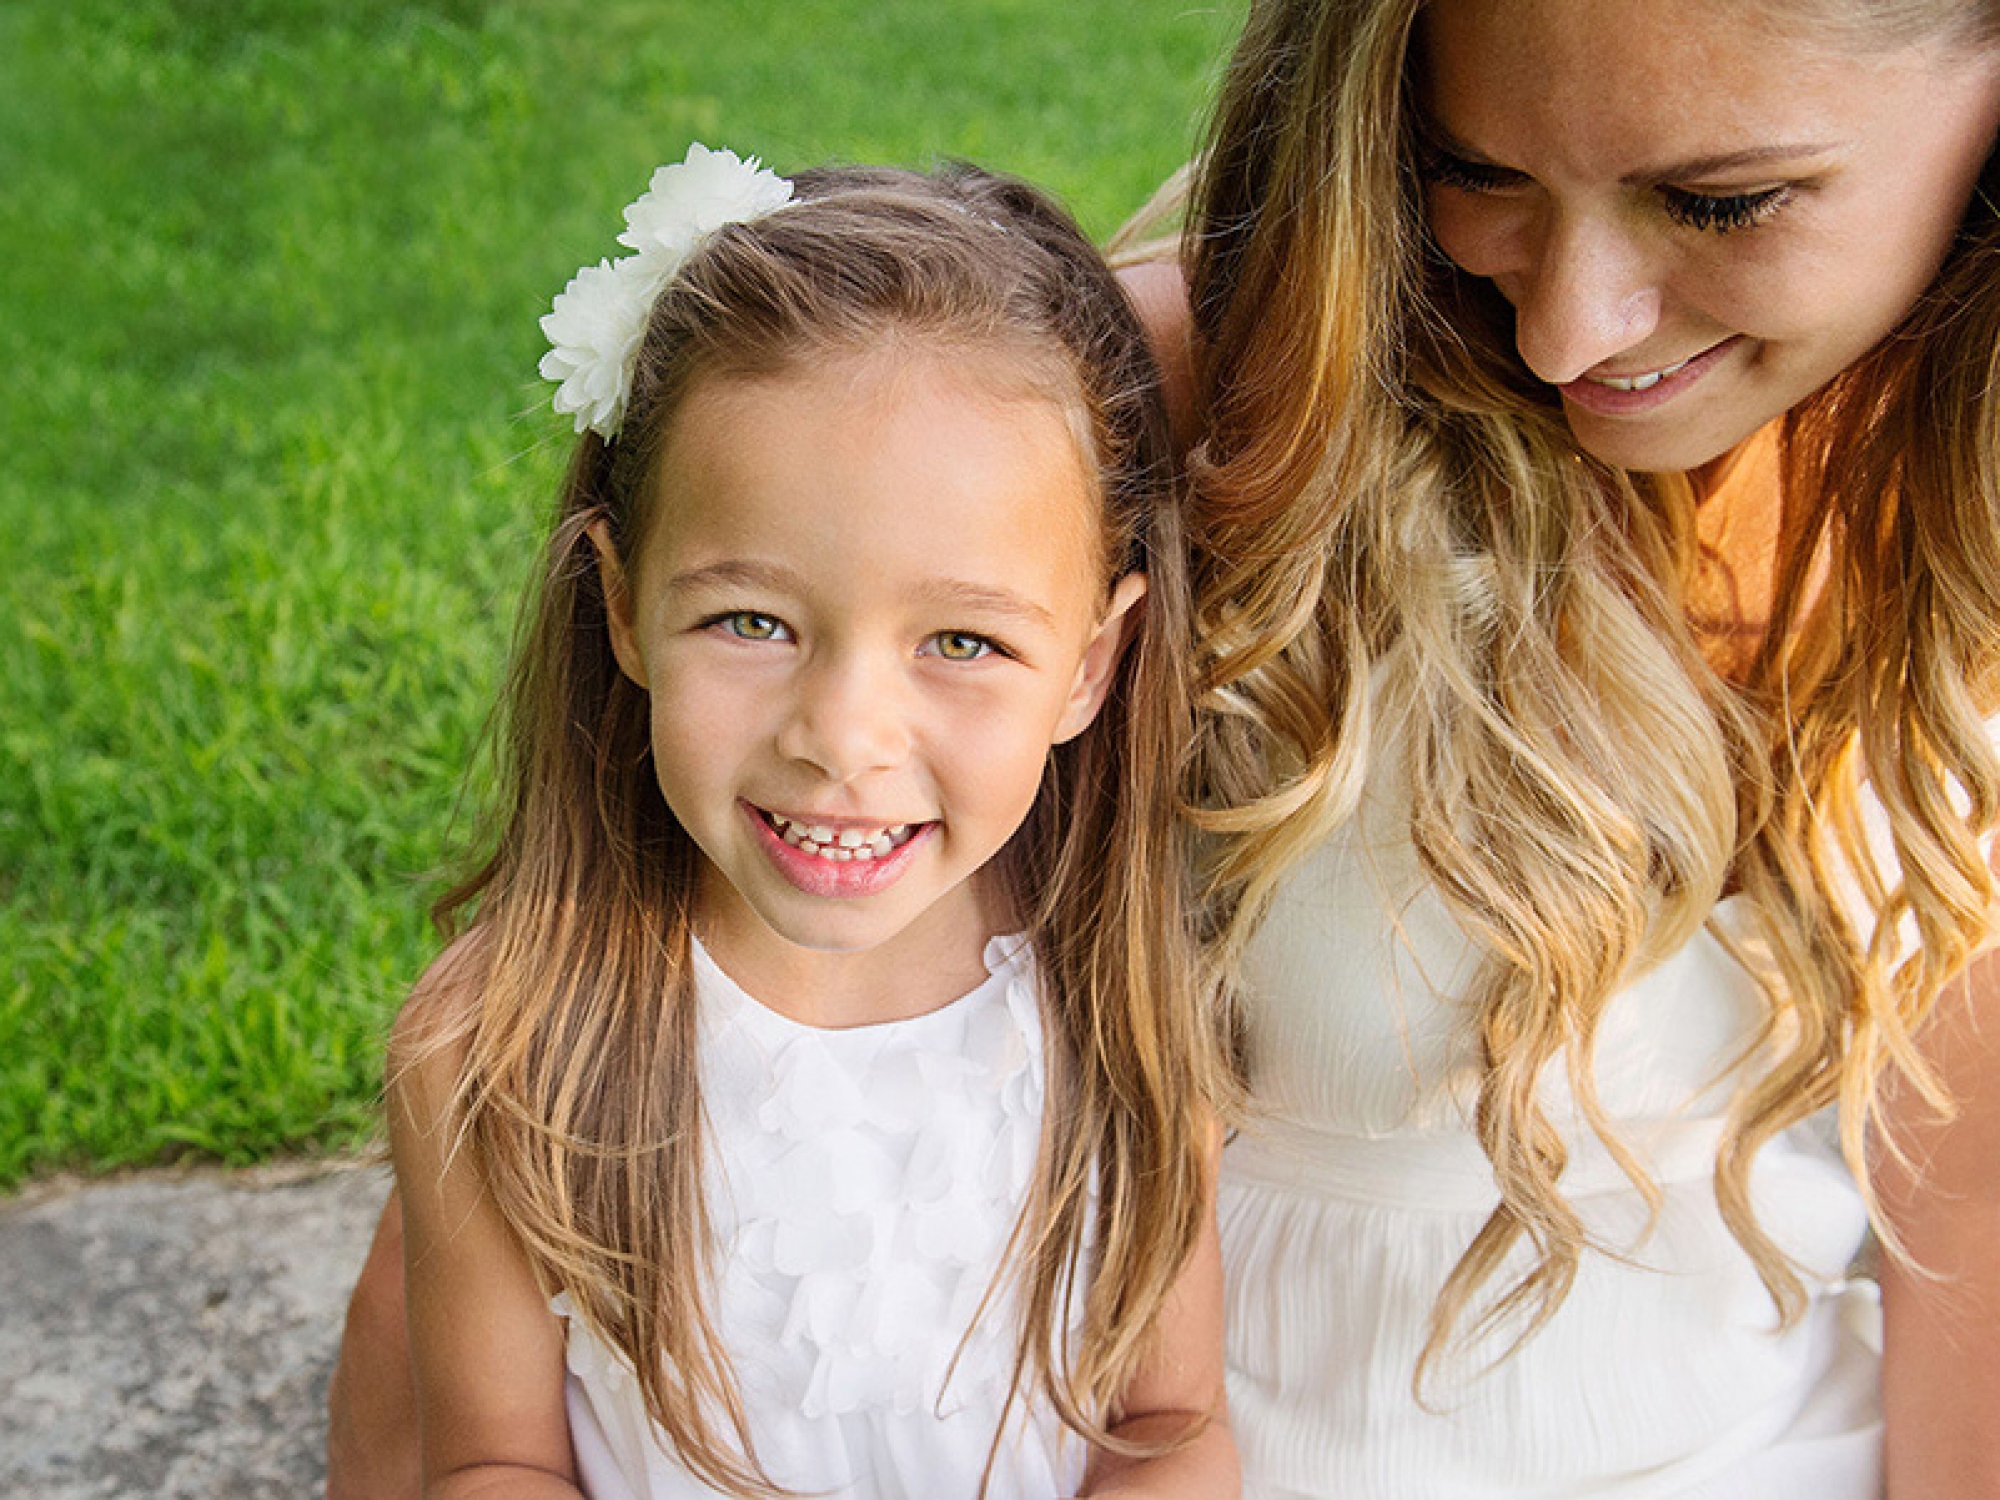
[1556,336,1739,415]
[1420,0,2000,470]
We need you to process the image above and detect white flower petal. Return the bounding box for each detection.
[619,143,795,258]
[538,257,659,436]
[540,142,793,438]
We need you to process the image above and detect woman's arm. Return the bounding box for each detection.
[1078,1127,1239,1500]
[387,941,582,1500]
[1877,943,2000,1498]
[326,1190,420,1500]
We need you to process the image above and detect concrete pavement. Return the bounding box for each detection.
[0,1158,389,1499]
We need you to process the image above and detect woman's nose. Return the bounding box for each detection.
[1504,211,1663,386]
[775,652,911,783]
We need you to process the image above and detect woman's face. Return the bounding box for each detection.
[1417,0,2000,473]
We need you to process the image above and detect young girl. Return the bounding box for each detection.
[386,147,1233,1500]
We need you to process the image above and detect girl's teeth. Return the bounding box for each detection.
[766,812,914,862]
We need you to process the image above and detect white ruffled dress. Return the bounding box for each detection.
[1220,715,1921,1498]
[554,934,1083,1500]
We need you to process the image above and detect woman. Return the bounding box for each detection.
[1170,0,2000,1494]
[332,1,2000,1495]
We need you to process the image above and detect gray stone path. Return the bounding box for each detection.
[0,1159,390,1499]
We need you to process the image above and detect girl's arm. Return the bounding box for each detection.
[1878,942,2000,1498]
[1078,1127,1239,1500]
[387,938,583,1499]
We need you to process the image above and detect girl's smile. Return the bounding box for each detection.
[754,805,924,863]
[744,801,932,898]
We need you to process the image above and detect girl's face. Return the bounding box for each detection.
[597,346,1141,1018]
[1417,0,2000,473]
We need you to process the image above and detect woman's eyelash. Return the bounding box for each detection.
[1418,146,1518,194]
[1657,185,1792,234]
[1421,139,1794,237]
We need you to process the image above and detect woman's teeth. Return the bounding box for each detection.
[1588,354,1694,392]
[765,812,916,862]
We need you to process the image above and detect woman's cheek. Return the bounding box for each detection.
[1425,189,1519,281]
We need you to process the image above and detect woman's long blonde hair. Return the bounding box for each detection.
[424,164,1219,1493]
[1187,0,2000,1382]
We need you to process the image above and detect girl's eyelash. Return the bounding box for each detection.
[704,610,790,642]
[925,630,1005,662]
[1658,184,1792,234]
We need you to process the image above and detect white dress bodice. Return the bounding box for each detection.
[557,935,1083,1499]
[1220,731,1889,1499]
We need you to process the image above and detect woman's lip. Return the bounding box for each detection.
[1558,337,1740,415]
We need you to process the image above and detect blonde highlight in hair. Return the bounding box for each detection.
[418,164,1223,1492]
[1188,0,2000,1389]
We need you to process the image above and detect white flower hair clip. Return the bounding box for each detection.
[538,143,795,439]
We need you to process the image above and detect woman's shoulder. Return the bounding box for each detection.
[1116,256,1198,455]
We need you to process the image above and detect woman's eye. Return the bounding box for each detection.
[1659,184,1792,234]
[713,611,789,642]
[927,631,996,662]
[1418,145,1522,196]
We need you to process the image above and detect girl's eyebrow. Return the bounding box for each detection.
[665,561,1055,630]
[664,559,803,595]
[910,581,1056,632]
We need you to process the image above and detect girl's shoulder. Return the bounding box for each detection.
[386,926,496,1117]
[393,927,493,1037]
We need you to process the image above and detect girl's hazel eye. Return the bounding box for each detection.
[717,611,789,642]
[928,631,994,662]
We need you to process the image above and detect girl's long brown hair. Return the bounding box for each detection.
[419,164,1222,1492]
[1187,0,2000,1387]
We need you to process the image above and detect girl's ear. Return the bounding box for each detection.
[1053,572,1148,744]
[586,518,649,690]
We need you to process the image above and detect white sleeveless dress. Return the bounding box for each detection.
[555,935,1084,1500]
[1220,727,1902,1498]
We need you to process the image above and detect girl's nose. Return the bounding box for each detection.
[775,653,911,783]
[1505,211,1663,386]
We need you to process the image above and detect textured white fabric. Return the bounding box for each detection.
[557,935,1083,1499]
[1221,726,1893,1499]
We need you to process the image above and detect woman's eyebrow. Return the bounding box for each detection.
[1418,116,1837,181]
[1621,142,1841,183]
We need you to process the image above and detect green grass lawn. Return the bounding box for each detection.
[0,0,1245,1189]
